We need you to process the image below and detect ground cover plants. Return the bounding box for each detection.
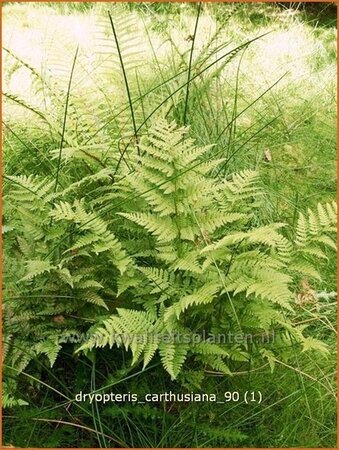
[2,1,337,448]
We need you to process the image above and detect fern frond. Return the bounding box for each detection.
[221,170,262,203]
[164,281,221,321]
[199,354,232,375]
[20,260,53,282]
[159,342,189,380]
[119,212,177,242]
[35,339,62,367]
[193,341,229,357]
[50,201,76,221]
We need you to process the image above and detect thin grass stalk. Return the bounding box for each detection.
[216,116,280,176]
[3,416,121,446]
[53,45,79,194]
[216,71,287,142]
[84,32,271,147]
[112,33,271,165]
[3,122,50,167]
[91,361,106,448]
[183,2,202,125]
[226,48,246,161]
[108,10,138,151]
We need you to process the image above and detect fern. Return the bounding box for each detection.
[164,281,222,321]
[20,260,53,282]
[71,121,335,379]
[3,119,336,386]
[159,341,189,380]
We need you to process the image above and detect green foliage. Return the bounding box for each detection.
[4,120,335,393]
[2,3,336,448]
[76,121,335,378]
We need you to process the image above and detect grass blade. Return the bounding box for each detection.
[53,45,79,193]
[108,10,138,147]
[183,2,202,125]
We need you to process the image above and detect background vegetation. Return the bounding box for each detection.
[2,2,337,448]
